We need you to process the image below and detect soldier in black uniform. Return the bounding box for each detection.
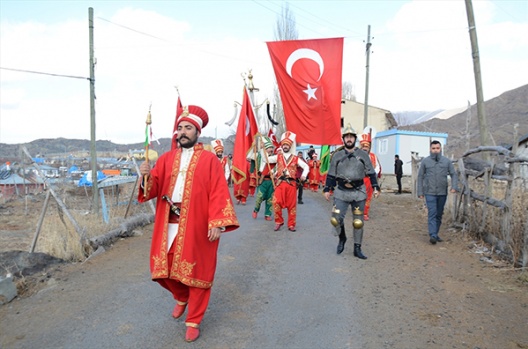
[323,124,380,259]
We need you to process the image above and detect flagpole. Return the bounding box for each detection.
[143,105,152,197]
[258,132,276,189]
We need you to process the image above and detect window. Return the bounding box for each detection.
[378,139,388,154]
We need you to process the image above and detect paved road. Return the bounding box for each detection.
[2,190,527,348]
[0,190,372,349]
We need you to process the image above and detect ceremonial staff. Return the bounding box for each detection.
[143,105,152,197]
[256,132,276,189]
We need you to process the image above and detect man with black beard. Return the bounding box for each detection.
[138,105,239,342]
[417,140,458,245]
[323,124,380,259]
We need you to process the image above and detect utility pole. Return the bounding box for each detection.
[89,7,99,213]
[363,25,372,129]
[465,0,491,154]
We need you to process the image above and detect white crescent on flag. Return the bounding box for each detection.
[286,48,324,81]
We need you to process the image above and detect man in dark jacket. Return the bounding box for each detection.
[394,155,403,194]
[417,141,458,245]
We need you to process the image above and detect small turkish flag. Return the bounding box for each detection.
[267,37,343,145]
[171,96,184,150]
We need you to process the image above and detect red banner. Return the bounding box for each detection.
[267,37,343,145]
[171,96,184,150]
[267,128,280,153]
[232,87,259,201]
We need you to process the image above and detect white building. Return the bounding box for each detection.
[373,129,449,176]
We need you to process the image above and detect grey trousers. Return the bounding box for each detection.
[334,196,366,244]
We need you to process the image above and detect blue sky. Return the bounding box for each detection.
[1,0,527,144]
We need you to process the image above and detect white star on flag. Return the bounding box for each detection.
[303,84,318,101]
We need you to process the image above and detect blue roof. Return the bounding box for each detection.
[376,129,448,138]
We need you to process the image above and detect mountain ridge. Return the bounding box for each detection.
[1,84,526,162]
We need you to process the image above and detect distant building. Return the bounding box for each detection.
[0,164,45,200]
[373,129,449,176]
[341,99,397,136]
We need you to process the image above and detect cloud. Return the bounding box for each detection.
[1,1,526,144]
[1,8,275,144]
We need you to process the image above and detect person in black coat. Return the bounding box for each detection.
[394,155,403,194]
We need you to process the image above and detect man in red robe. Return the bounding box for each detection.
[308,153,321,192]
[266,131,309,232]
[138,105,239,343]
[211,139,230,182]
[359,133,382,221]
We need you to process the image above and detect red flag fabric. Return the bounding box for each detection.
[171,96,184,150]
[232,87,259,203]
[267,128,280,154]
[266,37,344,145]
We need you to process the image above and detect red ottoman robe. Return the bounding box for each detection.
[139,143,239,289]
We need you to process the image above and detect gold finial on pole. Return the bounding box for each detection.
[247,69,259,92]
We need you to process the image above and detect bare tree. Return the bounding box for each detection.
[342,81,356,101]
[393,113,412,127]
[272,3,299,139]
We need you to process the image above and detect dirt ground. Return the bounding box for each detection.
[1,181,527,348]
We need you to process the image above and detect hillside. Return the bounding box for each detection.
[1,84,526,162]
[401,84,528,158]
[0,136,219,162]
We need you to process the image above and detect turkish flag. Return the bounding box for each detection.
[232,87,259,202]
[267,128,280,154]
[266,37,343,145]
[171,96,184,150]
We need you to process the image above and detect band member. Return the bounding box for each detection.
[308,153,321,192]
[266,131,309,232]
[296,151,307,204]
[138,105,239,342]
[211,139,230,182]
[359,133,382,221]
[323,124,380,259]
[252,137,276,221]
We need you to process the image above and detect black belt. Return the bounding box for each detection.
[337,179,364,190]
[279,176,294,181]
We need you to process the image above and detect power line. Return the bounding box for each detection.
[97,17,172,43]
[95,17,265,66]
[0,67,89,80]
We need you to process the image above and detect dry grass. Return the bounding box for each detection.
[26,182,151,261]
[447,176,527,265]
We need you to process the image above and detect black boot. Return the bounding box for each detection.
[337,226,347,254]
[353,243,367,259]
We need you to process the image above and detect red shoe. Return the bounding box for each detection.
[274,223,283,231]
[252,211,257,219]
[185,326,200,342]
[172,302,187,319]
[264,216,272,221]
[363,214,369,221]
[241,200,246,205]
[288,226,296,232]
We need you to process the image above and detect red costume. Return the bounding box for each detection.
[138,105,239,342]
[211,139,230,182]
[360,133,382,220]
[268,132,309,231]
[249,167,257,197]
[233,166,250,204]
[308,156,321,192]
